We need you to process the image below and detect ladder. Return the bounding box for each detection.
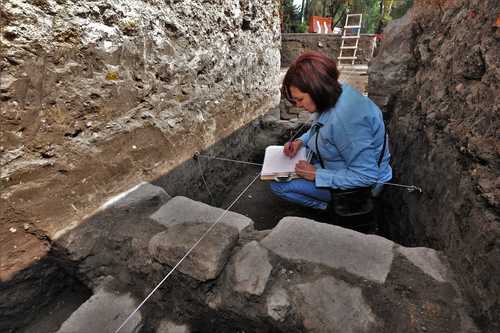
[338,14,363,66]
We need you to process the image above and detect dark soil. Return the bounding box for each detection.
[218,165,383,235]
[19,282,91,333]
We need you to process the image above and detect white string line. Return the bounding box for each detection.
[196,155,421,192]
[195,158,216,204]
[379,182,422,192]
[195,117,312,168]
[114,172,261,333]
[197,154,263,166]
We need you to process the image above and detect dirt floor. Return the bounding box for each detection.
[220,165,330,230]
[218,164,380,235]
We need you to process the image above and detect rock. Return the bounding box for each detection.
[260,217,394,283]
[368,11,417,100]
[459,45,485,80]
[293,277,376,333]
[151,196,253,233]
[101,182,171,213]
[397,246,449,283]
[149,222,239,281]
[455,83,465,95]
[0,74,16,93]
[266,287,291,322]
[156,320,190,333]
[56,278,142,333]
[231,241,272,296]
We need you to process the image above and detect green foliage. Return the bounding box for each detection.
[291,0,414,34]
[363,0,382,33]
[391,0,414,20]
[297,21,309,33]
[281,0,302,33]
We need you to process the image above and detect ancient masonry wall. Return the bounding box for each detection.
[0,0,281,273]
[368,0,500,330]
[281,33,377,67]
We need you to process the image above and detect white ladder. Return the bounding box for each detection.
[338,14,363,66]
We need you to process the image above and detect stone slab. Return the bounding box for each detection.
[293,277,376,333]
[101,182,171,212]
[260,217,394,283]
[156,320,190,333]
[56,280,142,333]
[151,196,253,233]
[232,241,273,296]
[397,246,448,283]
[149,222,239,281]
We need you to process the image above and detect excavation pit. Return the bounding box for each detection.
[2,115,477,333]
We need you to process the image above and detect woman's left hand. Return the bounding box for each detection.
[295,160,316,181]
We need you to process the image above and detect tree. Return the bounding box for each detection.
[294,0,413,34]
[281,0,302,33]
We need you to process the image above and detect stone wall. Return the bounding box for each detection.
[53,187,475,333]
[369,1,500,331]
[281,33,377,67]
[0,0,280,279]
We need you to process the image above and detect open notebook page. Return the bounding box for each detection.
[261,145,307,176]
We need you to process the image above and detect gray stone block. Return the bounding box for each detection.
[260,217,394,283]
[266,287,291,322]
[232,241,273,296]
[293,277,376,333]
[149,222,239,281]
[101,182,171,212]
[150,196,253,233]
[397,246,449,282]
[156,320,190,333]
[56,279,142,333]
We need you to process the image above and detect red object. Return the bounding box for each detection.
[496,13,500,27]
[308,16,333,33]
[468,10,477,19]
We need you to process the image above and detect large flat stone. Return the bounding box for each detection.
[101,182,171,212]
[260,217,394,283]
[293,277,376,333]
[56,279,142,333]
[151,196,253,233]
[397,246,449,283]
[231,241,273,296]
[149,222,239,281]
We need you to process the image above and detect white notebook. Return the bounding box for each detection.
[261,145,307,180]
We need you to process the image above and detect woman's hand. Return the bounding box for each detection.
[295,160,316,181]
[284,140,303,158]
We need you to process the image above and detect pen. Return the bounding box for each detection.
[306,149,313,163]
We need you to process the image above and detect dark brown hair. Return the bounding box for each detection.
[282,51,342,112]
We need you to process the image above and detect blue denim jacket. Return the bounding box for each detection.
[298,84,392,190]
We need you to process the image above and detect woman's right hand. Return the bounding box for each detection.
[284,140,303,158]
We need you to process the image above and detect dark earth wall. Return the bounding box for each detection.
[281,33,377,67]
[369,1,500,331]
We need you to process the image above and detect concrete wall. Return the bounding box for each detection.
[0,0,280,278]
[281,33,377,67]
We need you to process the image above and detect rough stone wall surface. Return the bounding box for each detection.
[368,1,500,330]
[0,0,280,278]
[56,200,475,333]
[281,33,376,67]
